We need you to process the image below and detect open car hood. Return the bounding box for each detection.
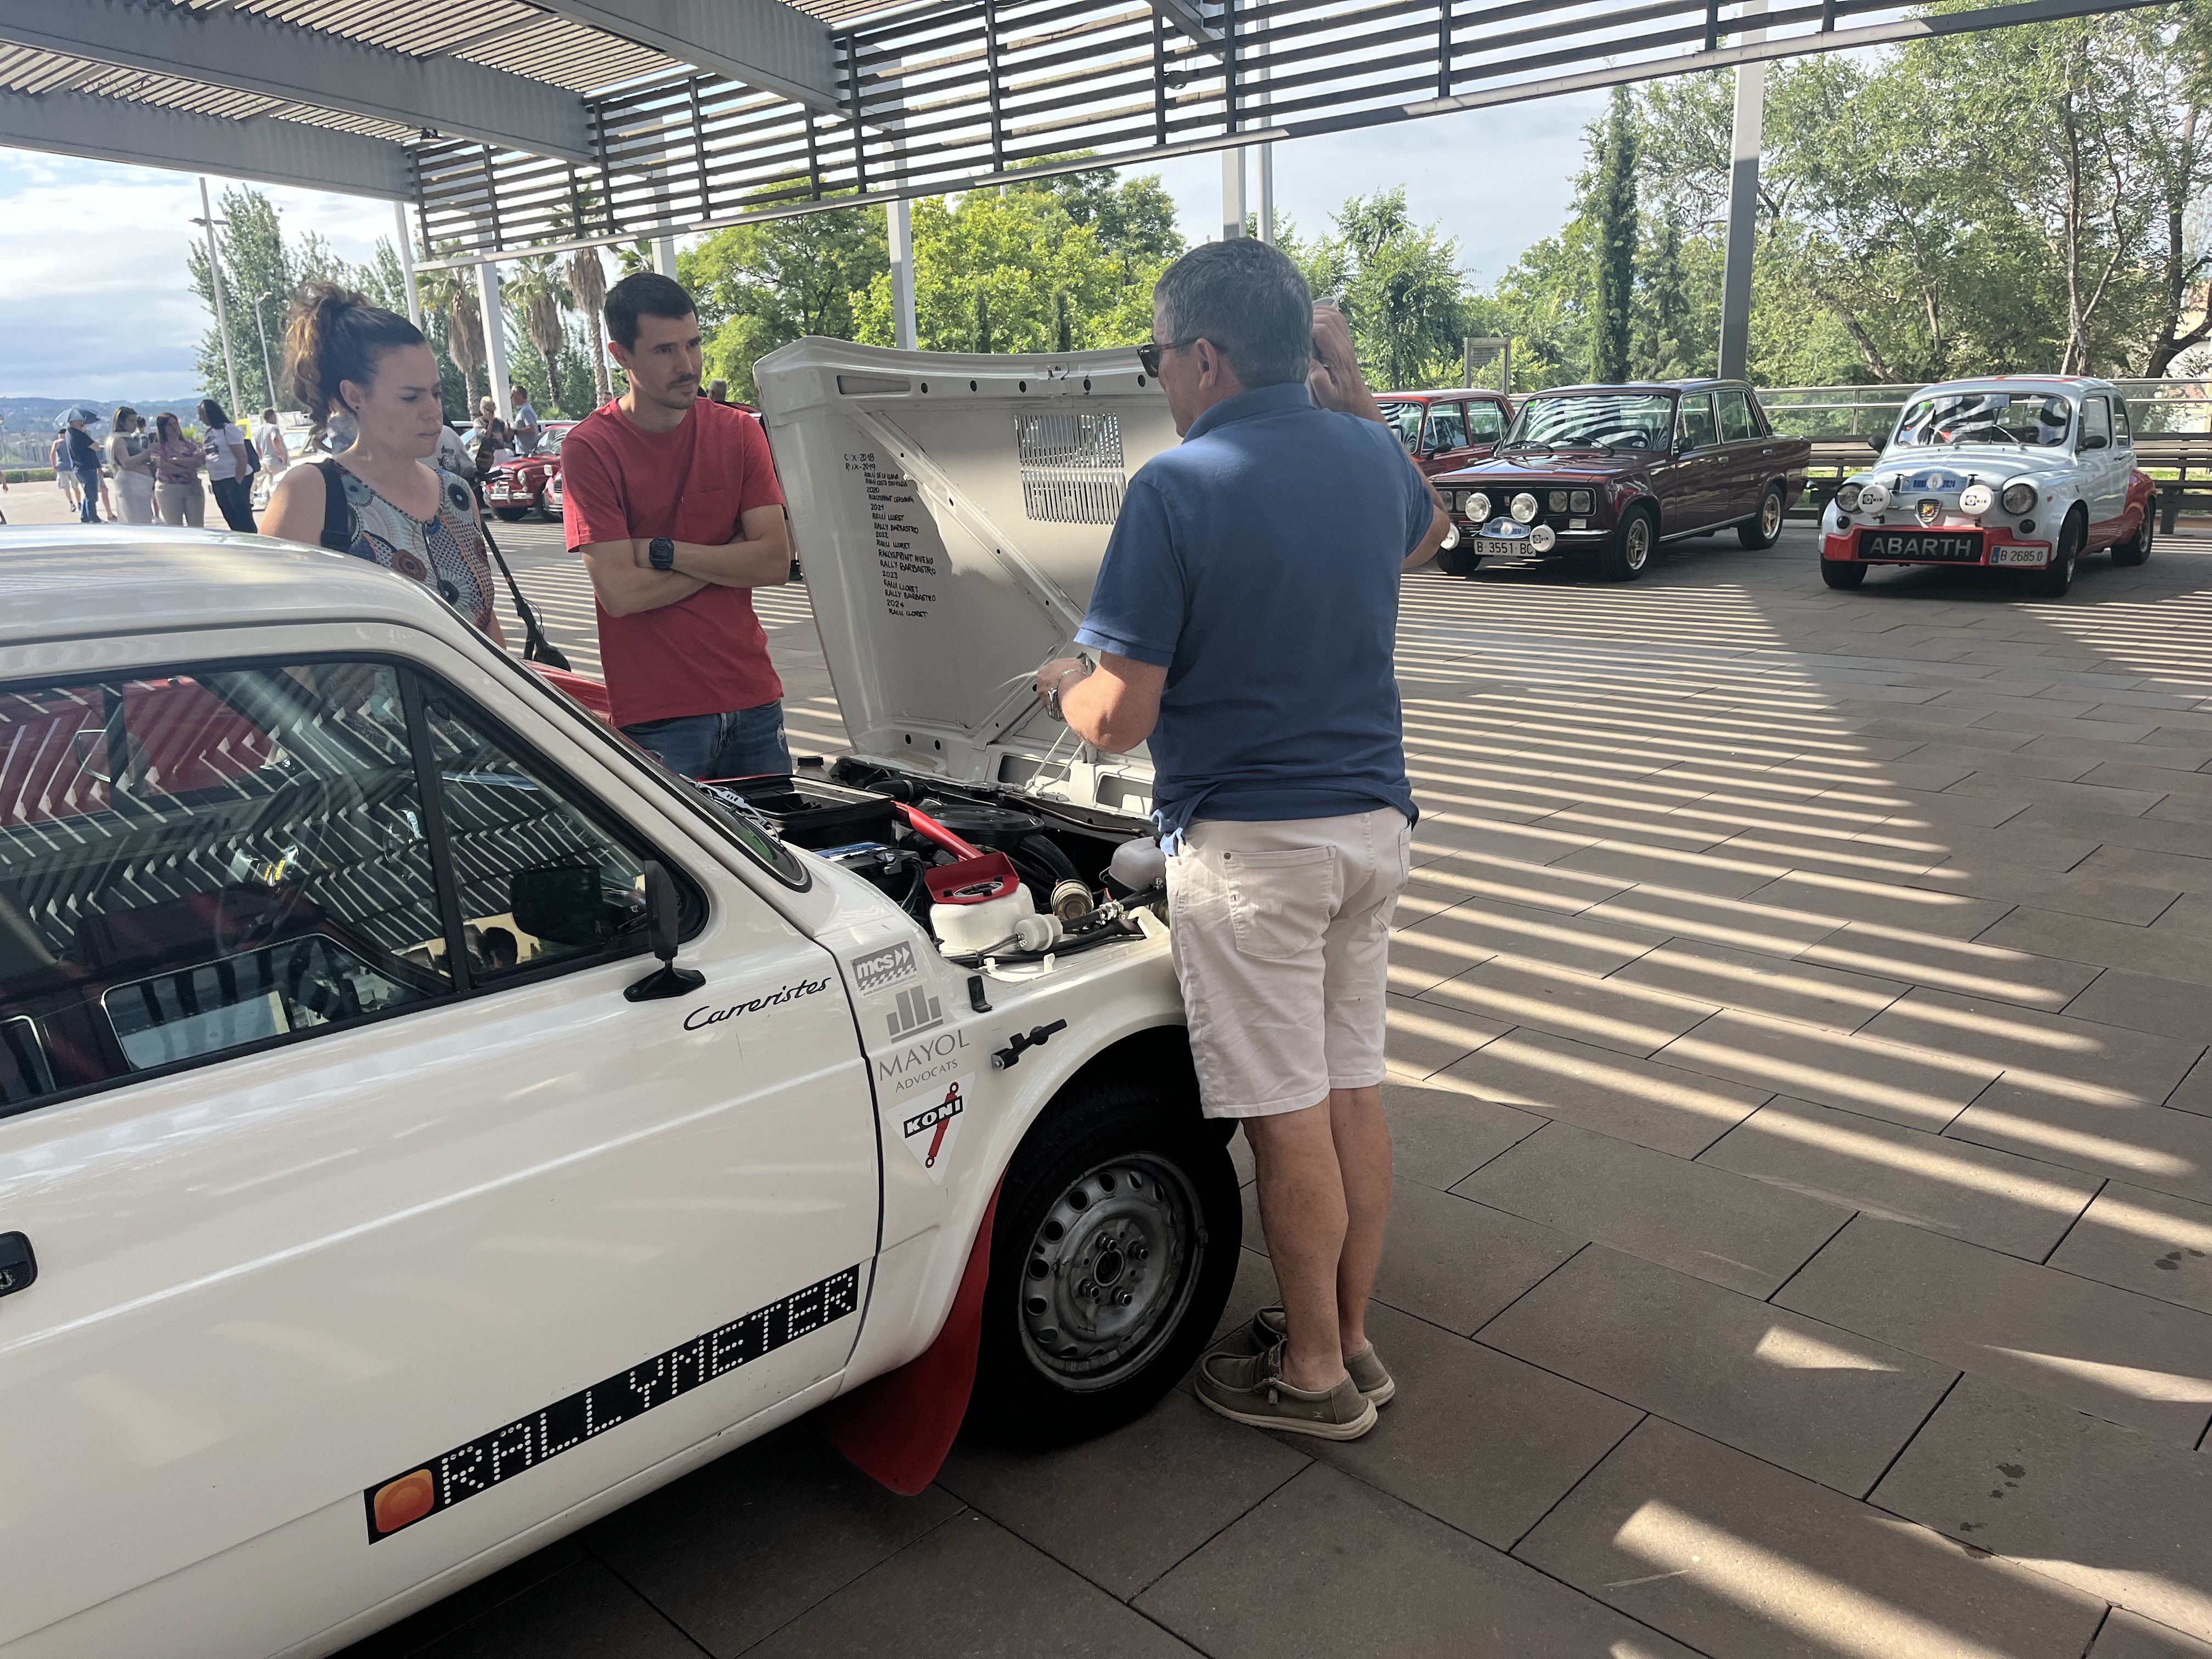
[754,338,1180,819]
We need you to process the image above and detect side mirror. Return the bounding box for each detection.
[2081,434,2108,451]
[625,860,704,1002]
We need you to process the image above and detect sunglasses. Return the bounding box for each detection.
[1136,336,1202,377]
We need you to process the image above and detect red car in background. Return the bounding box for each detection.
[1375,390,1515,476]
[483,422,574,522]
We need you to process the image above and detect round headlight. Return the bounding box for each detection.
[2001,480,2038,516]
[1510,492,1539,524]
[1529,523,1559,553]
[1570,489,1594,514]
[1959,483,1994,516]
[1440,518,1460,550]
[1859,481,1891,513]
[1835,482,1863,513]
[1466,490,1492,522]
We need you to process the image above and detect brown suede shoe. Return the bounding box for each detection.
[1249,1305,1397,1405]
[1197,1341,1378,1440]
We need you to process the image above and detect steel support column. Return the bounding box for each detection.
[394,201,422,331]
[888,198,918,349]
[477,262,511,422]
[1717,0,1768,381]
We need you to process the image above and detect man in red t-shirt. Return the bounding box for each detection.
[561,272,793,778]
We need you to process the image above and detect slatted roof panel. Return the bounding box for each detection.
[0,41,419,139]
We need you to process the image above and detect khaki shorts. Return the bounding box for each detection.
[1167,808,1412,1119]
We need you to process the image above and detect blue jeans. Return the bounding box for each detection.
[622,699,792,780]
[74,467,101,522]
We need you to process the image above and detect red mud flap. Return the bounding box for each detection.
[816,1186,1000,1495]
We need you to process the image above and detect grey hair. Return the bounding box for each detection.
[1152,239,1312,388]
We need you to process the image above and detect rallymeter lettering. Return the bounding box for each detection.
[363,1267,861,1542]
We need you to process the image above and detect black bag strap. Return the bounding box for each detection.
[474,515,572,671]
[315,459,353,554]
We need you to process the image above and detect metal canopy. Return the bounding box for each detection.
[0,0,2183,264]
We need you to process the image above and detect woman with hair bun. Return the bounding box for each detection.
[261,281,506,646]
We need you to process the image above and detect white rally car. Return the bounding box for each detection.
[0,343,1233,1657]
[1819,375,2156,597]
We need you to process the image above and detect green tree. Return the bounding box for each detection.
[1589,87,1639,382]
[851,177,1172,355]
[1278,190,1470,391]
[186,187,347,414]
[504,255,573,415]
[682,196,888,403]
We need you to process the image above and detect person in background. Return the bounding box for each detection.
[150,412,207,527]
[106,407,157,525]
[471,396,510,477]
[198,399,257,532]
[49,432,81,516]
[511,384,542,457]
[261,283,506,647]
[1034,240,1448,1443]
[61,414,103,523]
[255,409,291,506]
[561,272,792,778]
[706,379,730,405]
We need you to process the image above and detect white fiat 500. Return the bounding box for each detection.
[1819,375,2155,597]
[0,343,1237,1658]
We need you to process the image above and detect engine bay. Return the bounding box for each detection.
[701,759,1165,968]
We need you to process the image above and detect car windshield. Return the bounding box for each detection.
[1509,393,1674,451]
[1893,391,2073,448]
[1375,401,1426,451]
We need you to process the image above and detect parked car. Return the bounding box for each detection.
[482,421,573,521]
[1375,388,1515,477]
[1819,376,2155,597]
[1429,379,1812,581]
[0,343,1241,1657]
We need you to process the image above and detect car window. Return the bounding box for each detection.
[2112,399,2132,444]
[1466,400,1507,442]
[1375,401,1426,452]
[416,695,653,980]
[0,663,450,1116]
[1894,390,2072,448]
[1679,394,1718,449]
[1510,392,1675,451]
[1716,390,1756,443]
[2080,397,2112,449]
[1426,404,1469,452]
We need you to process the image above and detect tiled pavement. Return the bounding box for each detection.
[353,523,2212,1659]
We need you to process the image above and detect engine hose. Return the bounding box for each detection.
[940,919,1141,969]
[895,802,984,861]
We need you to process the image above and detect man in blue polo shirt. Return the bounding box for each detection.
[1035,238,1448,1441]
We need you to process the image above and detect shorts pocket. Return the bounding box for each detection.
[1221,845,1338,962]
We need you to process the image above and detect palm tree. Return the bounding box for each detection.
[506,255,572,414]
[564,245,612,405]
[419,261,486,405]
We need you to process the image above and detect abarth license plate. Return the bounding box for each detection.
[1860,531,1983,562]
[1988,546,2049,566]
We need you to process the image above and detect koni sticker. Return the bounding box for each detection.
[363,1267,860,1542]
[900,1077,968,1183]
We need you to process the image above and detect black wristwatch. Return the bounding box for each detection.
[648,536,676,572]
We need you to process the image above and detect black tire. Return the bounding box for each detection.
[1599,504,1656,582]
[969,1071,1240,1447]
[1739,483,1786,550]
[1435,539,1484,578]
[1820,560,1867,590]
[2111,505,2153,567]
[2030,511,2083,599]
[492,505,527,522]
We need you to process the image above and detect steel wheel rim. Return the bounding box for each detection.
[1018,1152,1201,1392]
[1762,492,1782,537]
[1626,518,1651,570]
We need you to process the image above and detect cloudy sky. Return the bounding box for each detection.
[0,90,1602,402]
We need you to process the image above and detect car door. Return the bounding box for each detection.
[1713,387,1768,524]
[1420,402,1478,474]
[1462,397,1510,461]
[1656,392,1722,533]
[0,641,879,1655]
[2078,394,2125,544]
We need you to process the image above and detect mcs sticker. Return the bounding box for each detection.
[900,1078,968,1184]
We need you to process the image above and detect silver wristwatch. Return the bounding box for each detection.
[1041,654,1094,721]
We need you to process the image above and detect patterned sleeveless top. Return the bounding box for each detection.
[323,461,498,635]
